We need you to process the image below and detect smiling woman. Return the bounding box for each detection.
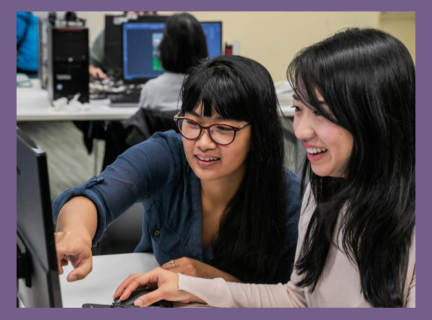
[52,55,302,288]
[287,28,415,307]
[293,91,353,178]
[175,106,251,182]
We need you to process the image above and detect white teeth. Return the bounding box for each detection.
[197,156,219,161]
[306,148,327,154]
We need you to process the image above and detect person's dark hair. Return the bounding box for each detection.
[180,55,290,283]
[287,28,415,307]
[159,13,208,74]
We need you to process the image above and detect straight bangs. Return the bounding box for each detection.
[180,62,254,123]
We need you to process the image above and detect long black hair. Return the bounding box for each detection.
[180,55,289,283]
[287,28,415,307]
[159,13,208,74]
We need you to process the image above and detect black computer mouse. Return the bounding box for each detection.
[113,288,173,308]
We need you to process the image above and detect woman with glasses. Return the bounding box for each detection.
[52,55,302,285]
[113,28,415,308]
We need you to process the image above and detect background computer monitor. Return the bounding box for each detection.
[122,20,223,83]
[104,15,169,78]
[122,21,166,83]
[17,128,62,307]
[200,22,222,58]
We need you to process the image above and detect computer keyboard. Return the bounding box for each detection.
[109,90,141,107]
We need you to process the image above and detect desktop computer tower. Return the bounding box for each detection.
[47,23,89,105]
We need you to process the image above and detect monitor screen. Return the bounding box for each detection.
[104,15,169,78]
[17,128,62,307]
[122,22,166,81]
[201,22,222,59]
[122,20,223,83]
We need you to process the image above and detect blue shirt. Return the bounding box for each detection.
[17,12,39,72]
[52,131,302,283]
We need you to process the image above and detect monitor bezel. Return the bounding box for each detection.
[17,128,62,308]
[103,15,169,82]
[121,19,168,84]
[121,19,223,84]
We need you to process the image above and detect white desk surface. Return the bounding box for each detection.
[17,80,139,121]
[17,80,294,121]
[60,252,159,308]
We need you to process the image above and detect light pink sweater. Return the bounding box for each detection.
[178,184,416,308]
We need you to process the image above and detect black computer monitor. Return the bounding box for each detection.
[104,14,169,78]
[122,20,223,84]
[17,128,62,308]
[122,21,166,83]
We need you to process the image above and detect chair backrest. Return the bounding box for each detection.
[125,108,178,147]
[93,203,145,255]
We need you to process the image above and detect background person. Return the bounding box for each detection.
[17,11,39,77]
[89,11,158,79]
[138,13,209,111]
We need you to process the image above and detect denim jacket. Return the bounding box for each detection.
[52,130,302,283]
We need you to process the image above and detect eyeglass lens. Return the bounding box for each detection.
[177,119,236,145]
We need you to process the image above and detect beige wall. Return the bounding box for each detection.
[379,12,415,62]
[182,12,380,81]
[77,11,416,81]
[77,11,122,41]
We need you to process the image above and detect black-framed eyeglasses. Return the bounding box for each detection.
[174,113,250,146]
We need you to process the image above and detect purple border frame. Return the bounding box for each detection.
[5,0,428,318]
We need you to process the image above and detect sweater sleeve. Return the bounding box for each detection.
[178,274,307,308]
[177,184,314,308]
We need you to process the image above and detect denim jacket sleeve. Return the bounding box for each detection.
[52,130,183,246]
